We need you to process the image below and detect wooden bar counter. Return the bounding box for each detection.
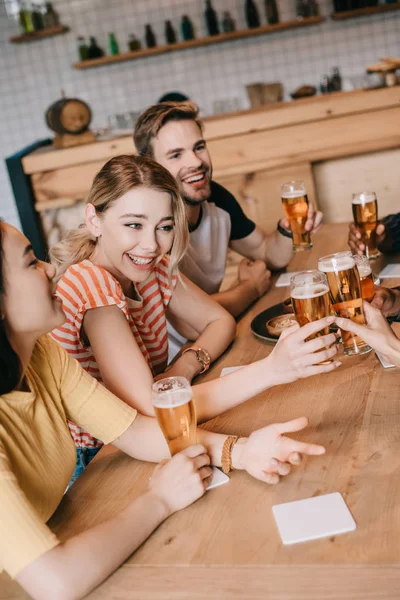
[2,223,400,599]
[21,87,400,238]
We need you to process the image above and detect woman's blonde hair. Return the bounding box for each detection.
[50,155,189,282]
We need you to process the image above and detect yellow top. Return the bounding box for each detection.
[0,335,137,578]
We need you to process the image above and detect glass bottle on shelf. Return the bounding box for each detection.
[264,0,279,24]
[128,34,141,51]
[87,36,104,59]
[44,3,59,27]
[330,67,342,91]
[222,11,236,32]
[108,32,119,55]
[31,4,44,30]
[19,2,34,33]
[181,15,195,40]
[205,0,220,36]
[77,36,88,60]
[295,0,307,18]
[245,0,261,28]
[145,24,157,48]
[165,20,177,44]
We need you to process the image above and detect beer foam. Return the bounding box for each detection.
[357,264,372,277]
[153,389,193,409]
[318,256,355,273]
[282,191,306,199]
[291,284,329,299]
[352,192,376,205]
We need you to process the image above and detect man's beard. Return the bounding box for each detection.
[178,166,212,206]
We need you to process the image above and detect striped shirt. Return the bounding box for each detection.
[51,257,177,448]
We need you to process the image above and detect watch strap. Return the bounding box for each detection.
[277,219,293,239]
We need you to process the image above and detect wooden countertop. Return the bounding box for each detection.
[3,223,400,599]
[22,87,400,175]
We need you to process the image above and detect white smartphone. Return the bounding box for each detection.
[275,272,300,287]
[206,467,230,491]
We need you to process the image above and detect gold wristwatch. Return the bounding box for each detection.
[182,347,211,374]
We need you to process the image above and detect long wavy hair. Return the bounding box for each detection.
[0,220,22,394]
[50,154,189,282]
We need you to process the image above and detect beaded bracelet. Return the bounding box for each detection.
[221,436,239,474]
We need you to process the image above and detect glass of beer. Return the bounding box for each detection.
[352,192,379,259]
[353,254,374,302]
[290,270,333,363]
[318,251,371,356]
[152,376,197,456]
[281,180,312,252]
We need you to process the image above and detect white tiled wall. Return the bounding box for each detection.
[1,0,399,228]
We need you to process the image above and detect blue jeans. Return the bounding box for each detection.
[68,446,102,489]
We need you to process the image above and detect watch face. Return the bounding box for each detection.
[197,348,210,366]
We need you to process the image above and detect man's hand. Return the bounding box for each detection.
[238,259,271,298]
[281,201,323,234]
[348,222,385,255]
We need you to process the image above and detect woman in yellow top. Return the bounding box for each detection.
[0,219,329,599]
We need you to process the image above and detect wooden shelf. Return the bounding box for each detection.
[331,2,400,20]
[10,25,69,43]
[72,17,325,70]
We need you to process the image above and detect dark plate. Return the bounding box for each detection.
[250,301,291,344]
[251,299,338,343]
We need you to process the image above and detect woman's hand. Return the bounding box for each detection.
[232,417,325,484]
[335,301,400,366]
[148,445,213,515]
[370,285,400,318]
[267,316,340,386]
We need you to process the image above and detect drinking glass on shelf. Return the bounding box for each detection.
[352,191,379,260]
[152,376,197,457]
[318,251,371,356]
[281,180,312,252]
[290,270,333,363]
[353,254,375,302]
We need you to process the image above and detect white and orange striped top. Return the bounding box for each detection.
[51,257,177,448]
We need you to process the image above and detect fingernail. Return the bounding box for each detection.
[327,316,334,323]
[335,361,342,367]
[336,317,344,326]
[270,458,278,467]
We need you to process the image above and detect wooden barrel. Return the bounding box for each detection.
[45,98,92,135]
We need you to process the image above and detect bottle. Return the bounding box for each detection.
[108,32,119,55]
[31,4,44,30]
[205,0,220,36]
[330,67,342,91]
[295,0,307,18]
[165,20,177,44]
[77,36,88,61]
[310,0,320,15]
[320,74,330,94]
[87,36,104,59]
[19,2,34,33]
[145,24,157,48]
[181,15,195,40]
[222,11,236,32]
[44,3,59,27]
[264,0,279,24]
[128,34,141,51]
[245,0,261,28]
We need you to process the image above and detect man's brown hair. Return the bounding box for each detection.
[134,101,203,158]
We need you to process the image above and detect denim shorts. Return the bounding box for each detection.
[68,446,102,489]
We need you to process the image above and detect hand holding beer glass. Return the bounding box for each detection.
[281,180,312,252]
[352,192,379,259]
[353,254,375,302]
[152,376,197,456]
[318,252,371,356]
[290,270,334,364]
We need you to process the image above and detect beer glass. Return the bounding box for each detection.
[152,376,197,456]
[318,252,371,356]
[281,180,312,252]
[352,192,379,259]
[290,270,333,363]
[353,254,374,302]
